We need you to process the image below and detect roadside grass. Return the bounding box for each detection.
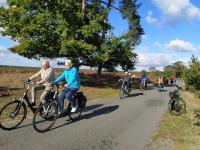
[146,91,200,150]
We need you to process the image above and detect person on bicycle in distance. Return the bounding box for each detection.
[119,71,131,90]
[140,72,148,88]
[53,59,80,113]
[128,72,136,89]
[158,75,164,89]
[29,60,55,106]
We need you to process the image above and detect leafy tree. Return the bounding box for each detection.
[172,61,186,78]
[0,0,143,74]
[163,65,173,78]
[149,66,160,77]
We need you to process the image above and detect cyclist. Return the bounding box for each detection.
[28,60,55,106]
[119,72,132,91]
[158,75,164,90]
[53,59,80,113]
[128,72,136,89]
[140,73,148,89]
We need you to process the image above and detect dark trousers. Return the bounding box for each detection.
[59,87,78,113]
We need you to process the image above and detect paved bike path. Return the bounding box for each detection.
[0,87,172,150]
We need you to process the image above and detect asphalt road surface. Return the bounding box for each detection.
[0,86,172,150]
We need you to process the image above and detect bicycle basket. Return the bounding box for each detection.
[75,92,87,108]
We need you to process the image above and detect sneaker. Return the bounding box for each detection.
[30,102,36,106]
[71,106,77,113]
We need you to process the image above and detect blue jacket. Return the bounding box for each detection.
[53,67,80,89]
[140,75,148,81]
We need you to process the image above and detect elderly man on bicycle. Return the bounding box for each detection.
[28,60,55,106]
[53,59,80,113]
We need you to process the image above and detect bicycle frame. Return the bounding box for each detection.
[14,81,37,115]
[168,85,182,108]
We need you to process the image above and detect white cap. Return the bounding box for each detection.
[65,59,72,65]
[125,71,128,74]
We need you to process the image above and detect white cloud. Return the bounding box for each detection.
[0,47,41,67]
[135,52,189,71]
[0,46,68,68]
[165,39,196,52]
[147,0,200,26]
[137,52,176,67]
[145,11,162,27]
[0,0,7,7]
[0,45,7,52]
[153,39,196,52]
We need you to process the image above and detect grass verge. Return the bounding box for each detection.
[145,91,200,150]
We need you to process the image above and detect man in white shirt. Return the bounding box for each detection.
[29,60,55,106]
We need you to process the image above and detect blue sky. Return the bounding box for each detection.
[0,0,200,71]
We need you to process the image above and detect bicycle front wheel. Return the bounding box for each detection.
[33,101,58,133]
[169,98,186,116]
[0,100,26,130]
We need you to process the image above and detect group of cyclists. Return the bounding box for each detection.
[158,75,176,90]
[30,60,150,114]
[28,59,80,114]
[119,71,177,94]
[30,59,178,112]
[118,71,149,95]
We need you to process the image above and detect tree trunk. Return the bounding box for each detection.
[95,65,102,85]
[82,0,86,18]
[97,65,102,75]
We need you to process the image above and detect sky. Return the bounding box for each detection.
[0,0,200,71]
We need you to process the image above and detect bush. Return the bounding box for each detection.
[184,55,200,97]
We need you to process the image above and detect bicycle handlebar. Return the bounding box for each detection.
[23,80,36,85]
[175,85,183,90]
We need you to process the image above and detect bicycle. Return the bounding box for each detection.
[0,80,39,130]
[168,85,186,116]
[32,84,87,133]
[158,83,164,92]
[119,79,131,99]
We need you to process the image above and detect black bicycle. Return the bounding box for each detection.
[32,84,87,133]
[168,85,186,116]
[0,80,38,130]
[119,79,131,99]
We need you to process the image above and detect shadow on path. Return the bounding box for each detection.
[49,105,119,132]
[6,104,104,131]
[128,92,144,97]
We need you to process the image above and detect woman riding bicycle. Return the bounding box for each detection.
[53,59,80,113]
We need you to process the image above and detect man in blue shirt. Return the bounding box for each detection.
[140,73,148,89]
[53,59,80,113]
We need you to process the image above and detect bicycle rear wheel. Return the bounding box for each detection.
[33,101,57,133]
[68,103,83,121]
[0,100,26,130]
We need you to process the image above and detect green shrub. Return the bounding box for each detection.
[184,55,200,96]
